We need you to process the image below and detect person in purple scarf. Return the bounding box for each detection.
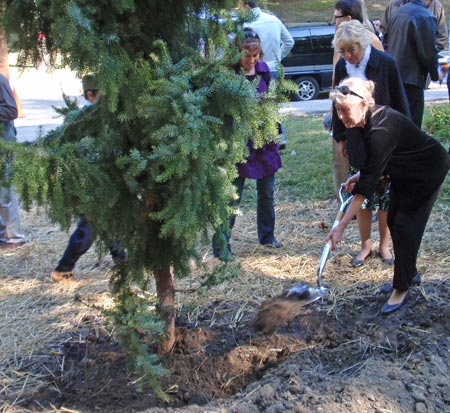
[212,29,283,260]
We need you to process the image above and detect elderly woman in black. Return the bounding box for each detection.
[333,20,411,268]
[326,77,449,315]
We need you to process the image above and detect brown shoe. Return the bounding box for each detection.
[0,241,26,251]
[51,270,76,283]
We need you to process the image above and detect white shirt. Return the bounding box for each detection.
[244,7,294,72]
[345,46,371,80]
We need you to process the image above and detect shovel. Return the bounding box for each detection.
[285,185,354,305]
[253,186,354,333]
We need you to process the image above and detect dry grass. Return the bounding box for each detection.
[1,189,448,412]
[0,208,114,412]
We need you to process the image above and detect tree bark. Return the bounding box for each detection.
[154,266,176,355]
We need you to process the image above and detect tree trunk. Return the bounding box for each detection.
[154,266,176,355]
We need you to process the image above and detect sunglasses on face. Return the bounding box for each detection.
[333,14,348,19]
[336,85,365,100]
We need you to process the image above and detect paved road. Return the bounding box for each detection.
[280,81,449,116]
[13,66,81,142]
[12,66,450,142]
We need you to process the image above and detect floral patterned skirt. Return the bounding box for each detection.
[349,167,390,212]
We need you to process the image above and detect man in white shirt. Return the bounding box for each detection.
[241,1,294,75]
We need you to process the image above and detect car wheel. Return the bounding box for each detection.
[292,76,320,101]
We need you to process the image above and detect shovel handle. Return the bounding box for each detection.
[317,240,331,287]
[317,195,353,287]
[332,209,346,229]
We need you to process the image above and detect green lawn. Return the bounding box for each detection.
[267,0,450,26]
[277,115,334,200]
[240,111,449,212]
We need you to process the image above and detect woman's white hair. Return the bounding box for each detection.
[330,77,376,107]
[333,20,372,51]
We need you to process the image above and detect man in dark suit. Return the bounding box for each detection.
[381,0,447,52]
[383,0,440,128]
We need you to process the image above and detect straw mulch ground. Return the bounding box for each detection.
[1,195,449,413]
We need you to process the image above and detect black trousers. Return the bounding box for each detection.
[388,186,441,292]
[403,84,424,129]
[55,215,125,272]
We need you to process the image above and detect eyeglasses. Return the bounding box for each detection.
[337,46,359,55]
[335,85,365,100]
[333,14,347,19]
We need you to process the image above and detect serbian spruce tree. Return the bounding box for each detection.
[2,0,281,392]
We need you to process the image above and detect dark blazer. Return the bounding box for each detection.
[383,0,439,88]
[333,46,411,143]
[333,46,411,169]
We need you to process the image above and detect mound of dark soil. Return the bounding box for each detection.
[12,279,450,413]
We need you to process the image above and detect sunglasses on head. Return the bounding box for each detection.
[244,31,259,39]
[336,85,364,100]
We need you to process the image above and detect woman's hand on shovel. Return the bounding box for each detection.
[325,192,367,250]
[342,172,360,193]
[325,225,344,250]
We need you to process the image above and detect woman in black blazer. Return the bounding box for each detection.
[332,20,410,269]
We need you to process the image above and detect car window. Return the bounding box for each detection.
[282,25,335,101]
[311,31,334,55]
[290,30,312,55]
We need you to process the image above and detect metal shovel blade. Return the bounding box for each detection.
[284,187,352,307]
[285,283,330,305]
[302,285,330,305]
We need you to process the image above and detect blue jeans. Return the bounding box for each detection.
[212,174,276,256]
[55,215,125,272]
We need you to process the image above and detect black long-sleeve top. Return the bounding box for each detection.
[353,105,449,210]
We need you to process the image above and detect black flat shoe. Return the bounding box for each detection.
[262,239,283,248]
[350,250,373,268]
[378,251,395,265]
[380,292,409,315]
